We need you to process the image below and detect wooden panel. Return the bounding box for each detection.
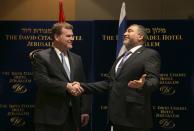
[0,0,75,20]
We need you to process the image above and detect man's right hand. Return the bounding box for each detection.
[66,82,84,96]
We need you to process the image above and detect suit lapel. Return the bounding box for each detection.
[115,46,145,78]
[68,51,75,81]
[111,55,124,78]
[50,47,70,81]
[125,47,145,64]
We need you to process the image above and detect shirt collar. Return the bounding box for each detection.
[129,45,142,53]
[53,47,62,56]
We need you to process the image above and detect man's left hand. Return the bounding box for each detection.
[128,74,147,89]
[81,114,89,127]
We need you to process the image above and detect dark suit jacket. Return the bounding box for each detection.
[31,47,90,127]
[83,46,161,128]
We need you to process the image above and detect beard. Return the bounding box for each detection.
[123,40,131,49]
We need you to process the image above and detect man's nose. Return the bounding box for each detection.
[124,31,128,36]
[71,36,74,40]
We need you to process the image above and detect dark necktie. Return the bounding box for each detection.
[60,53,71,80]
[116,51,132,75]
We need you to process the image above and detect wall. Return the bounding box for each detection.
[0,0,75,20]
[0,0,194,20]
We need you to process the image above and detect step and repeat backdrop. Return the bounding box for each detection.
[0,20,194,131]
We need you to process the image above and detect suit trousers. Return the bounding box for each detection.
[35,107,77,131]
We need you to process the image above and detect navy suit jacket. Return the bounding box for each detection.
[32,47,90,127]
[83,46,161,128]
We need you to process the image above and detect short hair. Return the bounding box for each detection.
[131,24,148,42]
[51,22,73,40]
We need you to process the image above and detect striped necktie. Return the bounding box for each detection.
[116,51,131,75]
[60,53,71,80]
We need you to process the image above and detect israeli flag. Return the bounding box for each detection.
[116,2,127,58]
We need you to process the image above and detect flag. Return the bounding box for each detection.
[116,2,127,58]
[58,0,65,22]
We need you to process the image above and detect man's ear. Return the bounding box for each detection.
[54,34,59,41]
[138,34,144,41]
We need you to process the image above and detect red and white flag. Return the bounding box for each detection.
[58,0,65,22]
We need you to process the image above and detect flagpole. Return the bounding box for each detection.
[111,125,113,131]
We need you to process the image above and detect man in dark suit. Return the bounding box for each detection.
[31,22,91,131]
[69,24,161,131]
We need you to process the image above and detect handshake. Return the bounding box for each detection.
[66,82,84,96]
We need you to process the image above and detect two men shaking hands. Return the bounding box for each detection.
[66,74,147,96]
